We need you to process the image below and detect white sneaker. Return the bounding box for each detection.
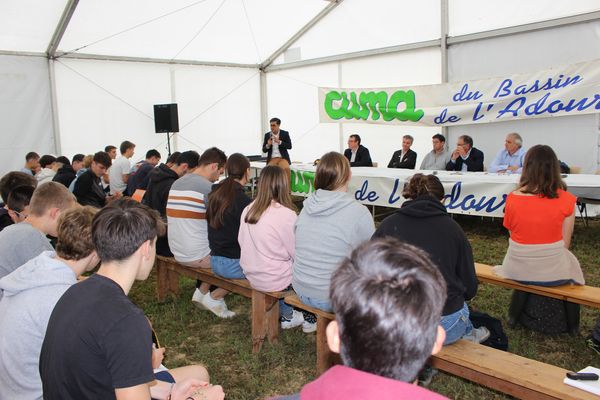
[280,310,304,329]
[200,292,236,318]
[191,288,207,310]
[463,326,491,344]
[302,320,317,333]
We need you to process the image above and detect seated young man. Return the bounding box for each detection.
[40,198,223,400]
[0,182,76,283]
[0,171,37,231]
[73,151,115,208]
[0,206,99,399]
[5,185,35,225]
[277,238,449,400]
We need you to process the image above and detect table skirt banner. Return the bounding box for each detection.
[318,58,600,127]
[251,162,600,218]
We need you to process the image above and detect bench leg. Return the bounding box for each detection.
[252,291,267,353]
[316,316,332,374]
[156,259,169,302]
[167,268,180,297]
[266,297,280,345]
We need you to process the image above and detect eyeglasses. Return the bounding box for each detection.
[11,209,26,220]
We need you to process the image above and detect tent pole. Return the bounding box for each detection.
[260,0,344,70]
[259,70,268,145]
[47,0,79,58]
[440,0,449,141]
[47,59,62,156]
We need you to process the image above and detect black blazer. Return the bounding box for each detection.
[344,145,373,167]
[445,147,484,172]
[387,149,417,169]
[262,130,292,164]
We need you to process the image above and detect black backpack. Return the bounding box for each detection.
[469,309,509,351]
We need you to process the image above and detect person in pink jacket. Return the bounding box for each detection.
[239,165,303,329]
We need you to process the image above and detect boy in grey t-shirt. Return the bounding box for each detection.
[0,182,76,286]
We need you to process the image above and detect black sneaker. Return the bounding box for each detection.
[418,366,438,387]
[586,336,600,355]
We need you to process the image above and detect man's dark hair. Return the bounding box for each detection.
[177,151,199,169]
[198,147,227,168]
[25,152,40,162]
[119,141,135,155]
[92,198,165,262]
[104,145,116,153]
[459,135,473,147]
[72,153,85,163]
[7,185,35,213]
[166,152,181,165]
[349,134,361,145]
[432,134,446,143]
[270,117,281,125]
[0,172,37,203]
[56,156,70,166]
[145,149,161,160]
[39,155,57,168]
[331,238,447,383]
[93,151,112,168]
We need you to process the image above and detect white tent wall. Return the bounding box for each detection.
[447,20,600,173]
[266,47,442,166]
[0,55,56,177]
[53,58,260,162]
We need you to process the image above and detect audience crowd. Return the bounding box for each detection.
[0,129,593,399]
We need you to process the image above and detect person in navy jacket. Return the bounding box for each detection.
[262,117,292,174]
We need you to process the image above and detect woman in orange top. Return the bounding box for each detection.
[494,145,584,334]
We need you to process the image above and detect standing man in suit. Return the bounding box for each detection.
[262,117,292,175]
[446,135,484,172]
[344,134,373,167]
[388,135,417,169]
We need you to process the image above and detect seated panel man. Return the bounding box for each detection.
[388,135,417,169]
[488,133,526,174]
[343,134,373,167]
[445,135,484,172]
[420,134,451,170]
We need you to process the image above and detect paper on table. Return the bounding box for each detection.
[563,366,600,396]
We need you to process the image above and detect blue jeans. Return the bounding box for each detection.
[298,293,332,313]
[211,256,246,279]
[280,299,294,319]
[440,302,473,345]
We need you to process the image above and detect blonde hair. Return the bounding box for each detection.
[245,166,295,224]
[29,182,76,217]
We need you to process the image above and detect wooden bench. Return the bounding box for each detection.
[475,263,600,308]
[285,294,595,400]
[155,255,290,352]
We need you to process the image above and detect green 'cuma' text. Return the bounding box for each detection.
[291,170,314,194]
[324,90,424,122]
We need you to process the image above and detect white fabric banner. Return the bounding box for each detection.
[318,59,600,127]
[251,162,600,218]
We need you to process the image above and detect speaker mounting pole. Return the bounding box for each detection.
[166,132,172,157]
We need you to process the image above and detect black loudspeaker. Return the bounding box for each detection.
[154,103,179,133]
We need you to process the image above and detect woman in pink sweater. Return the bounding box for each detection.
[239,165,303,329]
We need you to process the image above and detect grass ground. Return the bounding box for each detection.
[129,210,600,400]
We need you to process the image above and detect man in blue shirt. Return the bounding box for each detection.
[488,133,526,174]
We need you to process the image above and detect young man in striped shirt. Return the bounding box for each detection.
[166,148,232,317]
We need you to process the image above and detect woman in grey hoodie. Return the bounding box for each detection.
[292,152,375,332]
[0,206,99,400]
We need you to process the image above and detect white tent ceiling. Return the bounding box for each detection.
[2,0,600,175]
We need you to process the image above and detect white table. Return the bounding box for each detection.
[250,162,600,218]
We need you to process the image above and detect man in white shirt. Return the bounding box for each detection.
[420,134,451,170]
[109,141,135,195]
[488,133,526,174]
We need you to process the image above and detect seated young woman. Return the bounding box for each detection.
[206,153,252,280]
[493,144,584,334]
[238,165,303,329]
[292,152,374,332]
[373,173,489,345]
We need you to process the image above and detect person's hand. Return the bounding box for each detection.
[457,146,467,158]
[507,165,519,172]
[273,136,281,144]
[451,149,460,161]
[152,346,165,369]
[170,379,225,400]
[113,191,123,199]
